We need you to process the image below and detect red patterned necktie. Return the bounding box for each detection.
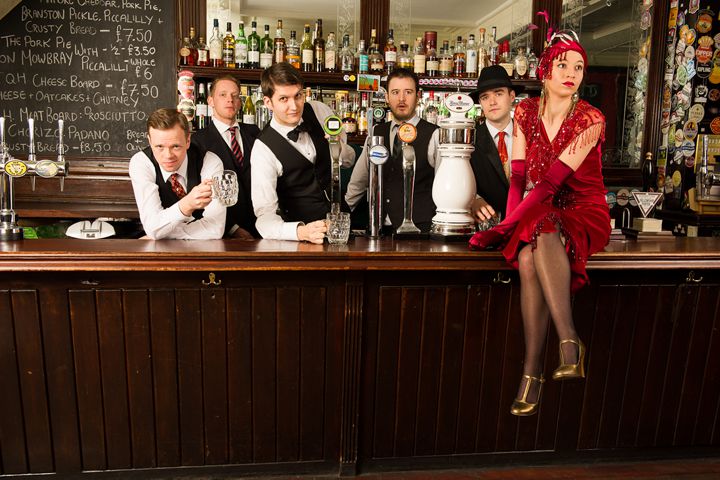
[228,126,243,168]
[169,173,187,199]
[497,131,508,167]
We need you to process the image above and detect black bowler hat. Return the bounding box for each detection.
[469,65,524,102]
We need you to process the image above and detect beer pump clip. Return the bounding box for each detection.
[323,115,344,213]
[0,117,68,241]
[394,123,422,235]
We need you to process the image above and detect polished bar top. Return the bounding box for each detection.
[1,237,719,271]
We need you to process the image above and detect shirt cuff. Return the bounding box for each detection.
[284,221,303,241]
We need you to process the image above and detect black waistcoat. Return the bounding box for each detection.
[375,119,438,230]
[257,103,331,223]
[144,144,205,220]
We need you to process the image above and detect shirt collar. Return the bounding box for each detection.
[485,119,513,140]
[159,155,189,182]
[212,116,240,135]
[271,116,304,136]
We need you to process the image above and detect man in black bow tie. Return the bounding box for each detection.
[251,63,355,243]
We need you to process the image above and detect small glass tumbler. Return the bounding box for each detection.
[212,169,239,207]
[326,212,351,245]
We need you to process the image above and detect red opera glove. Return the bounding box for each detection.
[506,159,526,216]
[469,159,575,251]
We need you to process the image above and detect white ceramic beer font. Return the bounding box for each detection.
[323,115,345,214]
[430,92,477,238]
[0,117,68,241]
[395,123,422,234]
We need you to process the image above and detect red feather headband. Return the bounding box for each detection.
[532,12,587,81]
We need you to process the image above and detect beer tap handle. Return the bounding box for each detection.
[0,117,5,153]
[60,177,65,192]
[57,119,65,161]
[27,118,36,162]
[31,176,36,192]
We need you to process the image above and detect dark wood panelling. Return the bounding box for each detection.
[360,0,389,52]
[695,296,720,445]
[252,288,277,463]
[0,291,28,474]
[227,288,253,464]
[495,285,523,453]
[339,281,363,475]
[277,287,301,462]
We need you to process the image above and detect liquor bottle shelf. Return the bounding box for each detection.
[178,66,542,91]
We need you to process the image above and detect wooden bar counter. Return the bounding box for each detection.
[1,237,719,478]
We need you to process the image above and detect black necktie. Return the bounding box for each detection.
[392,124,403,162]
[287,122,309,142]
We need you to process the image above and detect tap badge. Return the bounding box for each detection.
[4,160,27,177]
[397,123,417,143]
[35,160,59,178]
[323,115,344,137]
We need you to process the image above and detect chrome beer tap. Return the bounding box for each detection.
[697,135,720,200]
[394,123,421,234]
[323,115,344,214]
[0,117,68,241]
[367,135,389,238]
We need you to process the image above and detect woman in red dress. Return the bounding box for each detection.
[469,31,610,416]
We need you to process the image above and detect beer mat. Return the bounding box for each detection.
[621,228,676,240]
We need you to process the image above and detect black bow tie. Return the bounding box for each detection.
[286,122,309,142]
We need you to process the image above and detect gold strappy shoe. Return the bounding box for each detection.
[552,338,586,380]
[511,374,545,417]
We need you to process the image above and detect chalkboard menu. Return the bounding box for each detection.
[0,0,175,159]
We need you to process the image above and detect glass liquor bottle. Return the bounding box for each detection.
[384,28,397,74]
[413,37,425,75]
[247,21,261,68]
[357,93,368,135]
[195,83,208,130]
[477,28,490,75]
[243,93,256,125]
[260,24,273,69]
[235,21,248,68]
[527,47,538,79]
[465,34,477,77]
[438,40,453,76]
[286,30,300,69]
[489,26,499,65]
[188,26,198,65]
[325,32,337,72]
[301,24,314,72]
[453,36,466,77]
[397,41,413,69]
[180,36,192,66]
[197,36,209,66]
[356,39,369,73]
[424,91,438,124]
[209,19,223,67]
[498,40,514,77]
[368,29,384,74]
[339,34,354,73]
[223,22,236,68]
[425,37,438,76]
[314,19,325,72]
[274,19,286,65]
[513,46,528,79]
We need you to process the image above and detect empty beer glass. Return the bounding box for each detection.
[212,170,238,207]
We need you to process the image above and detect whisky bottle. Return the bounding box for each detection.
[197,36,209,66]
[477,28,490,75]
[397,41,413,69]
[286,30,301,69]
[314,19,325,72]
[235,21,248,68]
[260,24,273,69]
[413,37,425,75]
[438,40,453,76]
[425,37,438,76]
[301,24,314,72]
[188,26,198,65]
[339,34,354,72]
[180,36,191,66]
[195,83,208,130]
[368,29,384,74]
[465,34,477,77]
[223,22,236,68]
[209,19,223,67]
[453,36,466,77]
[356,39,369,73]
[274,20,286,65]
[384,28,397,74]
[325,32,337,72]
[247,21,261,68]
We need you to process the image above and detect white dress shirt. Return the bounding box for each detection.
[251,100,356,241]
[212,117,245,156]
[129,149,226,239]
[345,114,441,212]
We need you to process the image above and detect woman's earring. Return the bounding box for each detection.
[569,91,579,116]
[538,83,546,118]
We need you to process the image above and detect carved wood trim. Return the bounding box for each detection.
[339,278,363,476]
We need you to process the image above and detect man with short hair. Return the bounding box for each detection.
[345,68,441,232]
[251,63,355,244]
[192,75,261,239]
[468,65,523,223]
[129,108,225,239]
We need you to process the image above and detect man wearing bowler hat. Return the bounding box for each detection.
[468,65,524,223]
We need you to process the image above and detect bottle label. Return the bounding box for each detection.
[466,50,477,74]
[302,49,314,64]
[223,48,234,63]
[426,60,439,71]
[248,50,260,63]
[342,120,357,134]
[439,58,453,73]
[180,46,191,57]
[236,44,248,63]
[385,51,397,63]
[515,58,528,77]
[210,44,222,60]
[196,104,208,116]
[243,114,256,125]
[414,55,426,73]
[325,51,336,70]
[275,49,285,64]
[260,53,273,68]
[198,50,208,63]
[287,54,300,68]
[359,54,369,73]
[341,55,353,72]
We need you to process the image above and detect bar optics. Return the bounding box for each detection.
[0,117,68,241]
